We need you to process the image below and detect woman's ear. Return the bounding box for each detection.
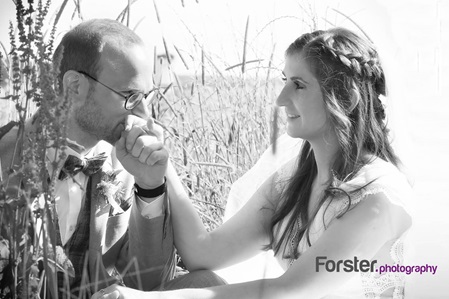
[62,70,89,101]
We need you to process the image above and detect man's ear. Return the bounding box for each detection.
[62,70,89,101]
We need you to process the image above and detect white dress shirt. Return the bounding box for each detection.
[46,145,164,245]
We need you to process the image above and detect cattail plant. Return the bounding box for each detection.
[0,0,73,297]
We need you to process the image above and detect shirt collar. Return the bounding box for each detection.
[46,143,97,175]
[45,140,113,175]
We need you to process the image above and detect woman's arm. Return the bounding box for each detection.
[178,192,411,298]
[166,160,276,271]
[94,191,412,299]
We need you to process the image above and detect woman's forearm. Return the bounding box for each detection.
[159,278,291,299]
[165,160,215,270]
[165,160,272,271]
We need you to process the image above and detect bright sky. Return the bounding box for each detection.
[0,0,410,149]
[0,0,424,170]
[0,0,401,71]
[0,2,443,185]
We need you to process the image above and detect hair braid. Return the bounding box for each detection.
[319,33,388,125]
[321,35,382,83]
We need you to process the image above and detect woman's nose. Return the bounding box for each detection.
[275,85,290,107]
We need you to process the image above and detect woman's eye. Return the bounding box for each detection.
[281,76,287,84]
[294,81,304,90]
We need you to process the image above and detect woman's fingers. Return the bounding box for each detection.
[91,285,121,299]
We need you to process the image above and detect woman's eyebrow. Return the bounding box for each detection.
[281,71,309,84]
[288,75,309,85]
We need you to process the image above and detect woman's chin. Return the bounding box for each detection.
[286,126,301,139]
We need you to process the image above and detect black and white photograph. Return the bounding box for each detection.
[0,0,447,298]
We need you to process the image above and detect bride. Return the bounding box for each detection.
[93,27,413,299]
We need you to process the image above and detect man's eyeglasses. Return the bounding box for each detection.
[77,70,158,110]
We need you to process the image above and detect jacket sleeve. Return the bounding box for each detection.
[117,192,176,291]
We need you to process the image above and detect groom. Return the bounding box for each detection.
[0,19,174,297]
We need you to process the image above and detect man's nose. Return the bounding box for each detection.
[131,99,150,119]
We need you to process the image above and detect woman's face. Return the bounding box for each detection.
[276,54,331,142]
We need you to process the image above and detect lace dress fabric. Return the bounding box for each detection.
[273,158,413,299]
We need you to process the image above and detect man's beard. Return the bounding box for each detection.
[74,97,119,145]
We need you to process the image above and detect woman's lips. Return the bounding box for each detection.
[287,113,300,119]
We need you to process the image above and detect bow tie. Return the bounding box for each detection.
[58,152,107,180]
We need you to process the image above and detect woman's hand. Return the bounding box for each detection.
[91,284,161,299]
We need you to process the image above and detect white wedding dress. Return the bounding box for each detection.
[219,133,414,298]
[272,157,413,298]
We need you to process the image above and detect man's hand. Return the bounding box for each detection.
[115,115,168,189]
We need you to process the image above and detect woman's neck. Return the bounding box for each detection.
[309,135,339,185]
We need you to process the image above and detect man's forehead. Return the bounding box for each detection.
[99,43,149,69]
[97,43,152,90]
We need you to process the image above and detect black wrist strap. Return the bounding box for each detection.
[134,178,166,198]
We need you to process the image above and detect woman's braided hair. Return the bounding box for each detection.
[267,27,400,259]
[297,28,395,173]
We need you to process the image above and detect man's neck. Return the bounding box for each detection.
[31,109,99,156]
[65,117,98,156]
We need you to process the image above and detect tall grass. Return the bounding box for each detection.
[155,72,283,230]
[0,0,70,297]
[0,0,289,296]
[148,0,287,230]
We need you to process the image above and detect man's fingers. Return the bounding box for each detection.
[124,116,163,151]
[146,148,168,166]
[124,115,152,150]
[146,117,155,131]
[124,114,146,132]
[129,135,159,158]
[126,126,147,151]
[138,143,158,164]
[147,117,164,140]
[136,141,165,164]
[123,115,164,150]
[115,132,126,153]
[120,115,166,168]
[130,135,145,158]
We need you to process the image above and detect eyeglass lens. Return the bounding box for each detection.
[125,89,158,110]
[126,94,143,110]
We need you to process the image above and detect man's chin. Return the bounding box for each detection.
[107,123,125,145]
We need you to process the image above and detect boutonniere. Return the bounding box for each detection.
[96,169,126,215]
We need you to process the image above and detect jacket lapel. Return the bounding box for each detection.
[88,170,110,291]
[87,142,133,291]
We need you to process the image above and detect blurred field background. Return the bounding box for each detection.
[1,0,448,297]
